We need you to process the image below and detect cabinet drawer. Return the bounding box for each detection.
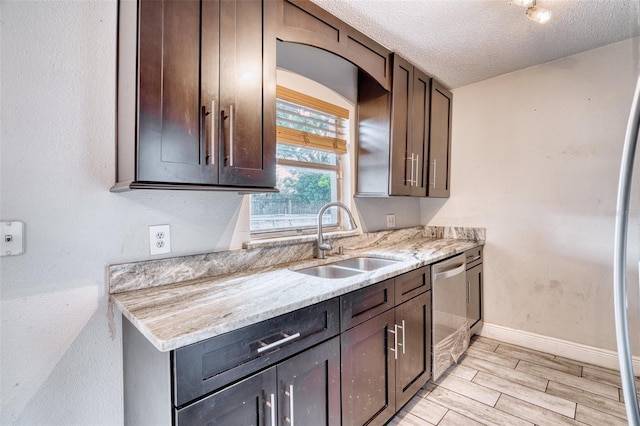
[173,298,340,407]
[465,246,483,269]
[394,266,430,305]
[341,279,394,331]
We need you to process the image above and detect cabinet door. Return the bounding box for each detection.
[395,291,431,409]
[341,309,396,426]
[467,264,482,328]
[218,0,276,187]
[411,69,430,197]
[427,80,452,197]
[277,337,340,426]
[389,54,412,196]
[175,367,277,426]
[137,0,218,184]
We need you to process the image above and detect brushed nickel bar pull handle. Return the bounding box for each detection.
[405,154,413,185]
[229,104,234,166]
[467,255,481,262]
[432,158,437,188]
[209,100,216,165]
[415,154,420,187]
[257,332,301,353]
[434,263,466,280]
[284,384,294,425]
[388,325,398,360]
[397,320,405,354]
[467,281,471,304]
[411,153,415,186]
[266,393,276,426]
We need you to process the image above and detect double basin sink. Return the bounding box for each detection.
[294,256,400,279]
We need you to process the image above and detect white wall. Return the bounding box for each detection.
[0,2,422,423]
[422,38,640,354]
[0,2,248,424]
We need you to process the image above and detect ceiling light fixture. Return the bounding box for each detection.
[509,0,534,7]
[526,2,551,24]
[510,0,551,24]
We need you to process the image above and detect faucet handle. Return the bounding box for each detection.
[318,241,332,251]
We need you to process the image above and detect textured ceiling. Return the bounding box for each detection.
[309,0,640,89]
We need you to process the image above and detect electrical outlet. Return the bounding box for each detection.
[386,214,396,229]
[149,225,171,255]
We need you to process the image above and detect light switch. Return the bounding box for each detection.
[1,221,24,256]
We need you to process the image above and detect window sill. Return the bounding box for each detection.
[243,229,361,250]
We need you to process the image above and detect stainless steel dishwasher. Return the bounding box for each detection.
[431,253,470,380]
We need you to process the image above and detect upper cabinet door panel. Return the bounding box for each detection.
[389,55,412,196]
[138,0,216,184]
[219,0,276,187]
[201,0,220,168]
[428,80,452,198]
[411,69,430,197]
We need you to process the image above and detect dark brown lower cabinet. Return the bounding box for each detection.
[341,310,397,426]
[175,337,340,426]
[176,367,277,425]
[465,246,483,335]
[341,291,431,426]
[467,263,482,332]
[124,267,435,426]
[277,337,341,425]
[395,291,432,409]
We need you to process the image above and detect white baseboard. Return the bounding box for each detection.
[478,322,640,373]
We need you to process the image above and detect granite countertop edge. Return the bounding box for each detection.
[111,237,484,352]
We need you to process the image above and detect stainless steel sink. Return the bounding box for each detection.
[296,264,364,279]
[294,256,400,279]
[332,257,399,271]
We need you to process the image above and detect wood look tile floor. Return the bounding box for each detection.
[390,336,640,426]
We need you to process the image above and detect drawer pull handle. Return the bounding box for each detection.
[257,332,301,353]
[467,255,481,262]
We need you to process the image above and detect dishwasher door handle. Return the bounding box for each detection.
[433,263,466,281]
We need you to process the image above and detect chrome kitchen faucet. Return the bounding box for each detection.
[316,202,358,259]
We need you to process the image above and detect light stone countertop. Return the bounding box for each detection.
[110,232,483,352]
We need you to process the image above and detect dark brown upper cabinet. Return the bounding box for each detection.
[428,80,453,197]
[357,54,451,198]
[113,0,276,192]
[389,55,430,197]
